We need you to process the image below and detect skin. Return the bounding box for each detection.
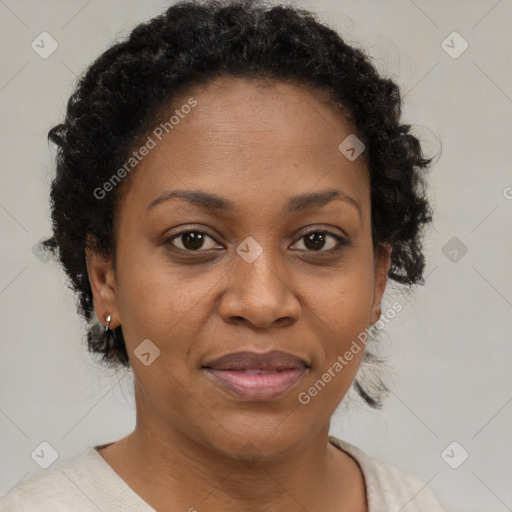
[86,76,391,512]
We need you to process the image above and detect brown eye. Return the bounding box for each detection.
[292,230,347,252]
[304,232,327,250]
[168,230,219,251]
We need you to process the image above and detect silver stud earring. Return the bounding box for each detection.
[105,314,112,332]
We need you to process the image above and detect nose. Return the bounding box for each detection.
[218,249,301,329]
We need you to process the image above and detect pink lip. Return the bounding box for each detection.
[202,350,310,401]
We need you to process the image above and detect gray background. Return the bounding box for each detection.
[0,1,511,510]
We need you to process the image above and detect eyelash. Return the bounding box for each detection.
[164,226,349,255]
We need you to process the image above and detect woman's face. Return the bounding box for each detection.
[88,76,390,459]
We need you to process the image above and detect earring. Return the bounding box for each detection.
[104,314,117,349]
[105,314,112,332]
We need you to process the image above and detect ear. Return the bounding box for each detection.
[85,247,120,329]
[370,243,392,325]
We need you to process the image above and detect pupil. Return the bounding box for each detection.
[183,232,204,250]
[304,232,325,250]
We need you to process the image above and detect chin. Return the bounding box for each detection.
[195,416,311,462]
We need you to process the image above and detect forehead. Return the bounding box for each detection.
[171,75,355,148]
[118,76,369,217]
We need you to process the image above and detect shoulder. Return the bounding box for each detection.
[0,445,133,512]
[0,447,108,512]
[329,435,446,512]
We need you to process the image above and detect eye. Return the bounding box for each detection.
[166,230,221,252]
[291,229,347,252]
[165,227,348,254]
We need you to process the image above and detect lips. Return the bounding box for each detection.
[204,350,308,371]
[202,350,310,401]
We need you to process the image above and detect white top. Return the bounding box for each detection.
[0,436,445,511]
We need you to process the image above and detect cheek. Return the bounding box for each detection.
[305,258,375,336]
[296,280,371,416]
[114,246,221,357]
[298,255,375,390]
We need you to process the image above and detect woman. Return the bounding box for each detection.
[1,0,444,510]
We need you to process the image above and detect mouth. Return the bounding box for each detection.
[201,350,310,401]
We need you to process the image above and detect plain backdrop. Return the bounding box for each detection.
[0,1,511,511]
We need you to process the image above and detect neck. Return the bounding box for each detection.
[130,425,330,507]
[99,387,366,511]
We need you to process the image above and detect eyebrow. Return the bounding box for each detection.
[146,187,361,218]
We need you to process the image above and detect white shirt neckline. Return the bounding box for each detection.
[1,436,444,511]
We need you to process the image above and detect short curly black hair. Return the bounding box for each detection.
[42,0,433,408]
